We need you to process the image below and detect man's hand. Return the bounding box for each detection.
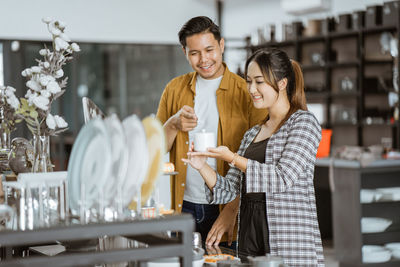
[164,105,197,151]
[206,198,239,247]
[172,105,198,132]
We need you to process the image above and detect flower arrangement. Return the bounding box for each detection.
[16,17,80,136]
[0,86,22,134]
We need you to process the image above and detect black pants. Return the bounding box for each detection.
[238,194,270,256]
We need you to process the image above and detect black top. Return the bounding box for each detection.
[242,138,269,198]
[238,137,270,256]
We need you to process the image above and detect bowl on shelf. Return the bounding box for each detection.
[360,189,376,203]
[384,242,400,259]
[376,187,400,201]
[362,245,391,263]
[361,217,392,233]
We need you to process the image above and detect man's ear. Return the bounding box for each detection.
[182,46,187,56]
[278,78,288,91]
[219,37,225,54]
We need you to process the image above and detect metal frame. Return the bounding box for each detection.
[0,214,194,267]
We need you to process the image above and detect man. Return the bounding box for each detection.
[156,16,267,247]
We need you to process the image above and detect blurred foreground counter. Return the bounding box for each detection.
[314,157,400,266]
[0,213,194,267]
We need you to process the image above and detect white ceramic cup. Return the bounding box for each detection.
[194,130,215,152]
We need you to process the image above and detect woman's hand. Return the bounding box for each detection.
[189,146,234,163]
[182,142,208,170]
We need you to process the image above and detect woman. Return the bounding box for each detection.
[183,48,324,266]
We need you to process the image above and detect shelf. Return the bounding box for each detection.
[298,35,326,43]
[328,62,359,68]
[305,91,330,100]
[302,64,326,71]
[331,92,360,98]
[328,31,358,39]
[364,60,393,65]
[0,214,195,266]
[363,25,397,34]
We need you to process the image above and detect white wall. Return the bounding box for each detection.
[0,0,216,44]
[223,0,387,40]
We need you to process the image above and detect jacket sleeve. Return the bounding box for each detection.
[204,130,252,204]
[246,112,322,194]
[156,84,170,125]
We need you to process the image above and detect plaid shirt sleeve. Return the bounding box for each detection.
[204,129,254,204]
[246,112,321,193]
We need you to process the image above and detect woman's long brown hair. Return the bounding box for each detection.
[244,48,307,131]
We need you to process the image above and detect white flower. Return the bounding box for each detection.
[32,95,49,110]
[54,115,68,128]
[26,80,42,91]
[25,90,37,105]
[42,17,52,24]
[39,49,48,56]
[39,75,53,86]
[31,66,42,73]
[43,62,50,69]
[5,86,16,95]
[48,22,61,36]
[60,33,71,42]
[56,20,66,30]
[55,69,64,78]
[40,89,51,98]
[55,37,69,51]
[22,68,32,77]
[6,95,20,110]
[46,80,61,94]
[46,114,56,130]
[71,43,80,52]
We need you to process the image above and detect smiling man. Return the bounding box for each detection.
[156,16,267,248]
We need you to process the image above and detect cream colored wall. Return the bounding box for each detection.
[0,0,216,44]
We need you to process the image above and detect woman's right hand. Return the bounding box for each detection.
[182,142,208,170]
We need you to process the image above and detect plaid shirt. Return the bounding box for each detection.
[205,110,324,267]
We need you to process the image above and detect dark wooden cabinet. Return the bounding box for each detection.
[248,1,400,150]
[329,159,400,266]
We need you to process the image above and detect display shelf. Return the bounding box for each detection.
[246,2,400,149]
[332,163,400,267]
[0,214,194,267]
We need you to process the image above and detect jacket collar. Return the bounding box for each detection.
[189,62,230,94]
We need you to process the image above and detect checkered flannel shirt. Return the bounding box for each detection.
[205,110,324,267]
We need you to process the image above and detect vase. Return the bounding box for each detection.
[0,130,11,172]
[32,135,53,173]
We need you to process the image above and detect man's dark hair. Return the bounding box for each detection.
[178,16,221,48]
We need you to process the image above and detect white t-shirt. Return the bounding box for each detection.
[184,75,222,204]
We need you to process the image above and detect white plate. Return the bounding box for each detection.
[384,242,400,251]
[67,119,112,213]
[103,114,129,205]
[376,187,400,201]
[362,245,391,263]
[121,114,149,207]
[140,115,166,205]
[361,217,392,233]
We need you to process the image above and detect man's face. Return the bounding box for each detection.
[183,32,225,80]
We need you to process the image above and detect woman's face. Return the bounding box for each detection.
[246,61,278,109]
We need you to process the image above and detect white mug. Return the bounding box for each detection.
[194,130,215,152]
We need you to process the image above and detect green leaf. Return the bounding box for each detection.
[30,110,38,118]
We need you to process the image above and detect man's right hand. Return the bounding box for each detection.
[164,105,197,152]
[171,105,198,132]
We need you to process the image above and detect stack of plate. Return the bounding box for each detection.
[67,113,166,220]
[385,242,400,259]
[362,245,391,263]
[361,217,392,233]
